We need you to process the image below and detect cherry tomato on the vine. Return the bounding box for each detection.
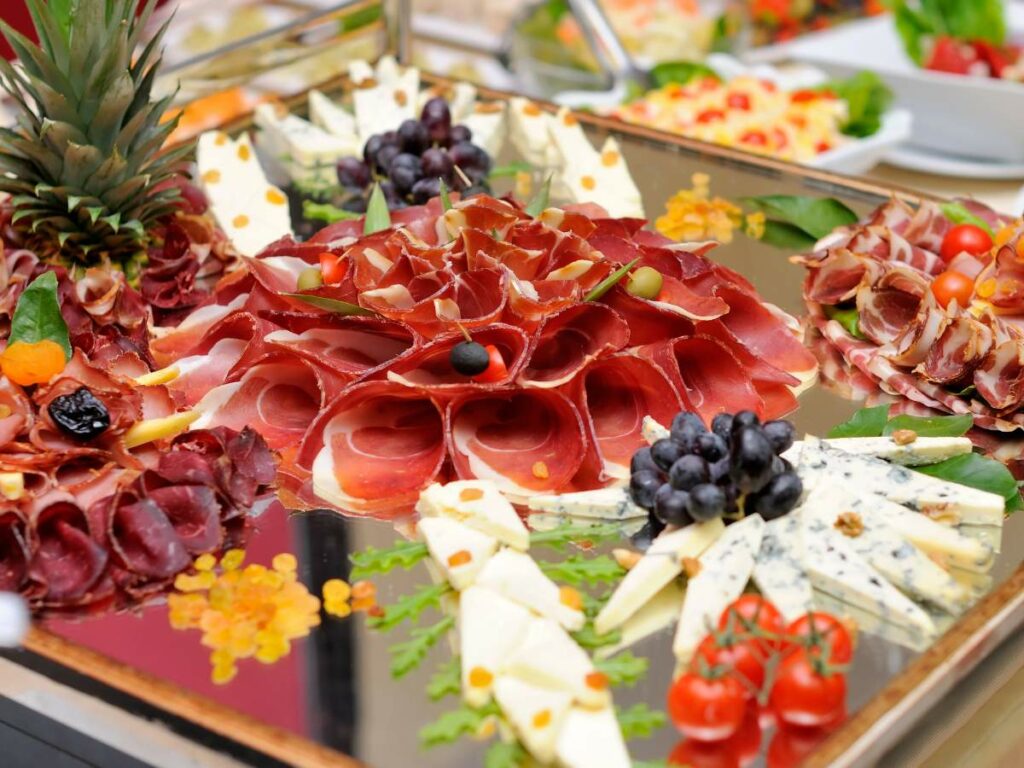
[719,595,785,637]
[940,223,993,262]
[769,650,847,728]
[471,344,508,383]
[931,269,975,309]
[695,634,766,697]
[668,671,747,742]
[786,612,854,663]
[318,252,346,285]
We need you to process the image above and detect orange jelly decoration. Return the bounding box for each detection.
[459,487,484,502]
[1,339,66,386]
[559,586,582,611]
[468,666,494,687]
[585,671,609,690]
[447,550,472,567]
[532,709,553,728]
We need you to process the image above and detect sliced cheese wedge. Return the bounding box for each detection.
[555,705,631,768]
[476,549,584,631]
[308,89,357,138]
[418,517,497,591]
[595,519,725,635]
[504,617,608,709]
[416,481,529,550]
[752,514,812,624]
[595,581,684,660]
[527,487,647,520]
[459,586,533,707]
[673,514,765,661]
[493,676,572,764]
[461,102,507,157]
[817,435,973,466]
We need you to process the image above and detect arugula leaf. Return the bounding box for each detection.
[348,539,428,580]
[426,656,462,701]
[585,258,640,302]
[303,200,360,224]
[940,201,994,236]
[439,179,453,212]
[529,522,625,551]
[525,175,552,217]
[9,271,71,361]
[595,650,649,687]
[281,293,376,316]
[419,700,500,747]
[882,413,973,437]
[824,305,865,340]
[572,622,622,650]
[822,71,892,138]
[827,404,891,438]
[540,554,625,586]
[915,453,1018,511]
[757,220,819,251]
[368,582,452,632]
[390,615,455,679]
[743,196,859,240]
[364,183,392,235]
[650,60,721,88]
[617,703,666,740]
[484,741,528,768]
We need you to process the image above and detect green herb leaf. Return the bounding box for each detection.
[9,271,71,361]
[617,703,666,740]
[489,162,533,179]
[540,554,625,586]
[882,413,973,438]
[757,220,820,251]
[368,582,452,632]
[348,540,429,580]
[821,71,892,138]
[281,293,376,317]
[823,305,865,340]
[585,258,640,302]
[364,183,392,235]
[525,175,552,217]
[419,701,500,747]
[484,740,528,768]
[390,615,455,679]
[529,522,626,551]
[940,201,994,236]
[650,60,721,88]
[303,200,360,224]
[915,453,1017,512]
[595,650,649,687]
[426,656,462,701]
[827,405,891,438]
[572,622,622,650]
[439,179,453,212]
[743,195,858,240]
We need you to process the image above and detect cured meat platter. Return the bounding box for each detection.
[1,6,1024,768]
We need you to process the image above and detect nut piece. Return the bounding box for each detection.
[681,557,702,579]
[612,548,642,571]
[834,511,864,538]
[891,429,918,446]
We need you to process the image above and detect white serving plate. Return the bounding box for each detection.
[746,8,1024,163]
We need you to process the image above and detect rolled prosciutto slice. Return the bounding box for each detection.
[447,389,586,499]
[519,304,629,388]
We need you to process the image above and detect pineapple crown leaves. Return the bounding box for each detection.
[0,0,191,263]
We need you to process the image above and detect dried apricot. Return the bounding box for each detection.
[1,339,66,386]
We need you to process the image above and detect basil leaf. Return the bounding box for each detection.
[882,413,973,437]
[827,404,891,438]
[364,183,391,235]
[915,453,1016,510]
[824,305,865,340]
[525,175,552,217]
[438,179,453,212]
[757,220,819,251]
[743,195,858,240]
[940,201,994,236]
[281,293,375,316]
[584,258,640,302]
[650,61,721,88]
[303,200,361,224]
[9,270,71,361]
[822,71,892,138]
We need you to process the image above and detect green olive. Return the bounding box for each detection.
[626,266,663,299]
[297,266,324,291]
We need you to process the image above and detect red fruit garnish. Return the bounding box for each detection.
[472,344,508,383]
[932,269,975,309]
[697,109,726,124]
[785,612,854,663]
[727,92,751,111]
[770,649,846,728]
[319,252,346,284]
[668,671,747,742]
[926,36,978,75]
[940,223,993,262]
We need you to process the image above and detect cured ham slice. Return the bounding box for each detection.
[919,314,994,386]
[0,511,30,591]
[519,304,629,388]
[599,287,695,346]
[447,389,586,499]
[975,339,1024,410]
[856,265,928,346]
[28,497,108,604]
[802,249,869,305]
[108,493,192,580]
[387,325,530,392]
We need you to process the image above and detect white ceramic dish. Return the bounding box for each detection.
[746,8,1024,163]
[886,144,1024,180]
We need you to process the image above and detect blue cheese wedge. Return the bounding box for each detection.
[801,484,969,614]
[642,415,670,445]
[417,517,497,591]
[555,705,631,768]
[812,591,932,653]
[476,550,585,631]
[799,510,937,637]
[493,675,573,764]
[416,481,529,550]
[817,435,973,466]
[796,438,1005,526]
[673,514,765,661]
[504,617,609,709]
[752,515,813,623]
[459,586,533,707]
[595,519,725,635]
[527,487,647,520]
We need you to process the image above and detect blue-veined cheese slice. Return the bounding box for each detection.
[642,415,670,445]
[673,514,765,661]
[752,514,812,623]
[475,549,584,631]
[527,487,646,520]
[459,586,533,707]
[504,616,608,708]
[415,481,529,550]
[554,705,630,768]
[493,675,572,764]
[812,591,932,653]
[817,435,973,466]
[418,517,497,591]
[594,519,725,635]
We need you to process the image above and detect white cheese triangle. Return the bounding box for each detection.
[416,481,529,550]
[493,676,572,764]
[418,517,497,591]
[476,549,584,631]
[459,586,533,707]
[554,706,630,768]
[504,617,608,709]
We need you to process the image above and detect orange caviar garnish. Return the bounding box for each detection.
[352,580,376,600]
[559,586,582,611]
[532,461,550,479]
[1,339,67,386]
[468,666,494,687]
[459,487,484,502]
[532,709,553,728]
[601,150,620,167]
[523,103,542,117]
[580,175,597,191]
[585,671,609,691]
[447,549,473,567]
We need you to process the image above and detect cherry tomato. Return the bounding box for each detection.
[668,738,740,768]
[668,672,747,742]
[727,92,751,110]
[931,269,975,309]
[740,130,768,147]
[785,612,853,663]
[471,344,508,383]
[695,634,766,697]
[318,252,346,285]
[697,109,726,124]
[815,141,832,154]
[719,595,785,637]
[770,650,847,728]
[940,223,993,262]
[790,88,833,103]
[773,128,789,149]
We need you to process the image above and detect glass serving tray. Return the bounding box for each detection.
[4,38,1024,768]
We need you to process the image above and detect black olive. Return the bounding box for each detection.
[450,341,490,376]
[48,387,110,442]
